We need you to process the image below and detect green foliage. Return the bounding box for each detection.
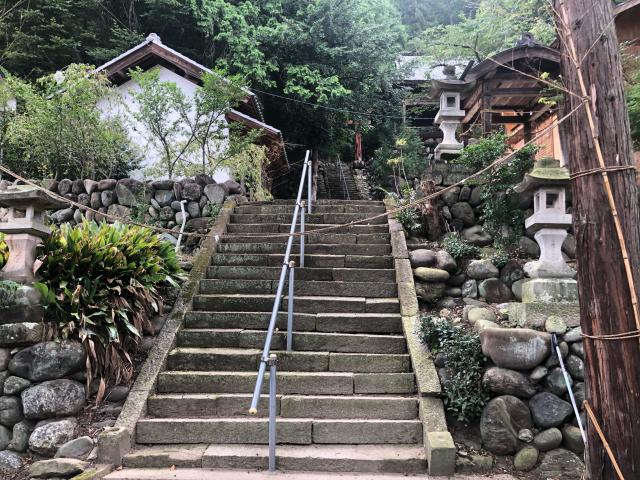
[387,186,422,235]
[394,0,473,38]
[0,233,7,270]
[128,67,269,185]
[372,126,425,188]
[419,0,555,63]
[455,133,536,242]
[482,247,510,269]
[37,221,184,387]
[441,233,480,260]
[0,0,142,78]
[0,280,21,308]
[3,65,139,179]
[419,315,489,423]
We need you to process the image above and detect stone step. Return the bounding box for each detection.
[167,348,411,373]
[136,418,422,445]
[226,223,389,234]
[121,444,427,473]
[206,266,396,282]
[264,200,381,206]
[147,393,417,420]
[192,295,400,314]
[230,213,386,225]
[198,279,397,298]
[220,232,390,245]
[183,312,403,334]
[217,243,391,256]
[176,330,407,354]
[234,204,386,214]
[211,253,393,269]
[156,372,416,395]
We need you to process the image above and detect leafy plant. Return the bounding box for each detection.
[455,133,536,242]
[481,247,510,269]
[387,186,422,235]
[628,60,640,150]
[419,315,489,423]
[3,65,139,180]
[36,221,184,396]
[372,126,425,189]
[0,233,7,270]
[441,233,480,260]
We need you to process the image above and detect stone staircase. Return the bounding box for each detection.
[113,199,428,476]
[317,163,361,200]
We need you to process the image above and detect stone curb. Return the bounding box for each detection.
[386,205,455,477]
[97,200,237,466]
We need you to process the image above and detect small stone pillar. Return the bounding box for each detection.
[509,158,580,328]
[0,185,66,283]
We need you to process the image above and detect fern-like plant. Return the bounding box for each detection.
[36,222,184,397]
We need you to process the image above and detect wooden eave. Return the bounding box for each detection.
[614,0,640,15]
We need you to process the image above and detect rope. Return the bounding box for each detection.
[584,401,626,480]
[0,101,584,241]
[570,165,637,180]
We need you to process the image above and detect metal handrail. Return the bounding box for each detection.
[248,150,312,472]
[337,157,351,201]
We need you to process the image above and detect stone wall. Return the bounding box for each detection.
[0,175,247,245]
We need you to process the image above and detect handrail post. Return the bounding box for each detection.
[307,155,312,214]
[267,353,277,472]
[300,201,305,268]
[287,261,295,352]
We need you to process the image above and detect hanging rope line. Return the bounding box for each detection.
[0,100,583,241]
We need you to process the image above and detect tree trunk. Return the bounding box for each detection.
[553,1,640,478]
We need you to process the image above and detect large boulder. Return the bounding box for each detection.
[3,375,30,395]
[434,250,457,273]
[50,208,74,223]
[535,448,584,479]
[0,449,22,469]
[544,367,571,396]
[0,424,10,450]
[181,182,203,202]
[8,419,33,452]
[534,427,563,452]
[55,436,94,459]
[28,417,78,456]
[482,367,537,398]
[107,204,132,219]
[461,225,493,246]
[478,278,513,303]
[0,322,45,347]
[450,202,476,227]
[415,282,446,303]
[0,395,22,428]
[480,395,533,455]
[529,392,573,428]
[466,260,499,280]
[154,189,175,207]
[194,173,215,187]
[21,379,85,419]
[514,446,539,471]
[462,279,478,299]
[100,190,115,208]
[115,178,145,207]
[409,249,437,268]
[480,328,551,370]
[500,260,525,287]
[566,355,584,381]
[519,236,540,258]
[97,179,117,191]
[204,184,228,205]
[57,179,73,196]
[30,458,89,479]
[413,267,449,282]
[8,341,85,382]
[224,179,243,194]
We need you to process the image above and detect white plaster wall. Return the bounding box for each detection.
[97,66,231,182]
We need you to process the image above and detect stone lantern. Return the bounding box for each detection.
[0,184,66,283]
[431,72,471,161]
[509,158,580,328]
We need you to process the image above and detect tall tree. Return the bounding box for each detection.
[394,0,472,38]
[419,0,555,63]
[553,1,640,478]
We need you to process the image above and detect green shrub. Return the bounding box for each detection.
[481,247,510,269]
[455,133,536,242]
[441,233,480,260]
[36,221,184,391]
[419,315,489,423]
[0,233,7,269]
[388,187,422,235]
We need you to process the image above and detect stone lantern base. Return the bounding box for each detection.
[508,278,580,329]
[1,233,42,283]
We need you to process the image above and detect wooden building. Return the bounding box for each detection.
[615,0,640,55]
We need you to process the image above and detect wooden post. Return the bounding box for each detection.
[553,1,640,478]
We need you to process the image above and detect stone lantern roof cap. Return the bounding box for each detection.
[515,157,570,193]
[0,185,67,210]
